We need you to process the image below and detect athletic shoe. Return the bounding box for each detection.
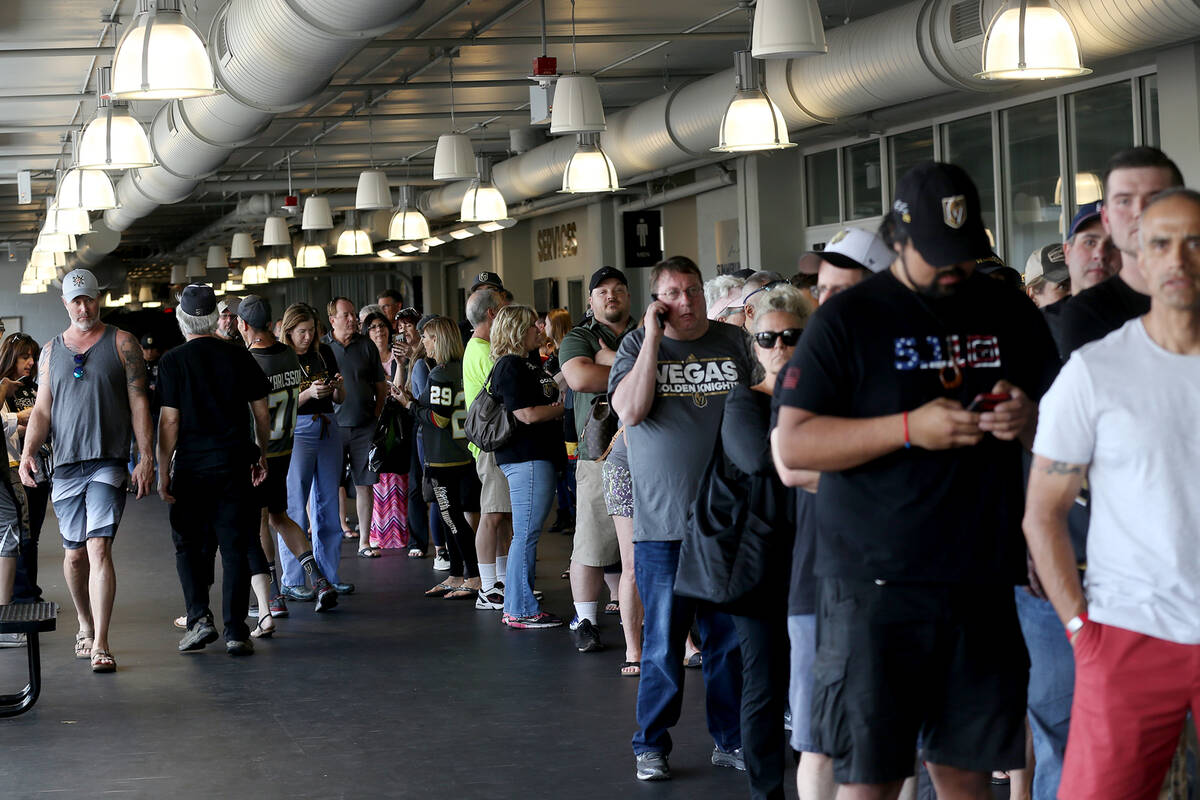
[784,709,792,732]
[268,594,289,618]
[432,551,451,571]
[225,639,254,656]
[331,582,355,595]
[0,633,26,648]
[280,584,315,602]
[569,618,603,652]
[504,612,563,629]
[178,618,219,652]
[635,752,670,781]
[475,589,504,610]
[172,615,187,630]
[711,746,746,772]
[313,579,339,612]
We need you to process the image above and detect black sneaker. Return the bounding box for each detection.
[569,617,604,652]
[711,746,745,771]
[225,639,254,656]
[313,578,339,612]
[635,751,670,781]
[178,618,219,652]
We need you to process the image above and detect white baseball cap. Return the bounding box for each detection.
[813,227,893,273]
[61,268,99,301]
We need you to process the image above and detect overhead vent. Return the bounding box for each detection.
[949,0,984,42]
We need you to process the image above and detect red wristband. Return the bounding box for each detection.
[902,411,911,449]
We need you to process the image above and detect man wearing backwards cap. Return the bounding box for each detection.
[155,285,272,654]
[19,268,156,673]
[773,162,1061,795]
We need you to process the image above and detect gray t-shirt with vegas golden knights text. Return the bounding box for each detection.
[608,321,755,542]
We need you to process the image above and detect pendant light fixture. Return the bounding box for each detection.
[58,132,118,211]
[302,150,334,230]
[186,255,206,278]
[76,67,156,170]
[206,245,228,271]
[976,0,1091,80]
[242,264,267,286]
[550,1,606,135]
[461,156,507,223]
[54,206,93,237]
[263,216,291,247]
[230,232,255,260]
[711,51,796,153]
[355,109,392,209]
[296,230,327,269]
[389,184,430,240]
[138,284,154,303]
[336,210,373,256]
[110,0,219,100]
[265,254,294,280]
[560,132,622,193]
[751,0,828,58]
[169,263,187,284]
[433,56,476,181]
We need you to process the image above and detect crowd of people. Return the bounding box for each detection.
[0,145,1196,800]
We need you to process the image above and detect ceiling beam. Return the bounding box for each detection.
[0,46,115,59]
[363,32,742,49]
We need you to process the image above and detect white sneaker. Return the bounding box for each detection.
[432,552,451,571]
[0,632,27,648]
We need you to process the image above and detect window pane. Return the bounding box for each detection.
[1143,74,1159,148]
[890,128,935,188]
[1003,99,1061,267]
[843,141,882,220]
[1069,81,1134,218]
[806,150,840,226]
[941,114,997,250]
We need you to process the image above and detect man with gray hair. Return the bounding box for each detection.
[155,285,270,655]
[704,274,746,327]
[19,268,155,673]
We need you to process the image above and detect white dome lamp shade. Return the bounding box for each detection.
[301,196,333,230]
[76,67,155,170]
[230,232,256,260]
[263,216,291,247]
[712,51,796,153]
[138,284,154,303]
[265,255,294,281]
[550,75,607,135]
[296,242,327,269]
[186,255,206,278]
[241,264,267,286]
[751,0,828,58]
[110,0,219,101]
[560,132,623,193]
[433,134,476,181]
[461,157,507,223]
[169,263,187,284]
[389,186,430,240]
[976,0,1091,80]
[58,167,117,212]
[206,245,228,271]
[355,169,392,210]
[55,206,93,237]
[336,210,373,256]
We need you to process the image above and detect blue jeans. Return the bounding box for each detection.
[1015,587,1074,800]
[281,414,342,585]
[499,459,556,618]
[632,540,743,757]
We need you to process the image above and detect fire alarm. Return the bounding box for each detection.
[529,56,558,82]
[281,195,299,214]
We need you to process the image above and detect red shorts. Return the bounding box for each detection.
[1060,621,1200,800]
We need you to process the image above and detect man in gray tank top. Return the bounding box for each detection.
[19,268,155,674]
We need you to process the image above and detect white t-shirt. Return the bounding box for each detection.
[1034,318,1200,644]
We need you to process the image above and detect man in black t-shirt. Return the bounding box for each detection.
[774,162,1060,793]
[1057,147,1182,355]
[156,285,270,654]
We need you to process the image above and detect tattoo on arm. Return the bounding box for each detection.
[1043,461,1083,475]
[36,343,51,387]
[120,335,148,397]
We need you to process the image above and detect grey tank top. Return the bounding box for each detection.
[49,325,133,466]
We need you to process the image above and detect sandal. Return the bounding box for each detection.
[357,547,381,558]
[90,649,116,673]
[425,581,461,597]
[342,529,358,540]
[250,614,275,639]
[444,585,476,599]
[408,547,426,559]
[74,631,94,660]
[604,601,620,615]
[620,661,641,677]
[683,652,703,669]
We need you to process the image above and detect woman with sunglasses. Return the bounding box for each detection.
[711,285,811,800]
[0,333,46,603]
[363,310,409,552]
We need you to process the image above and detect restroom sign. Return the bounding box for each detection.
[622,210,662,268]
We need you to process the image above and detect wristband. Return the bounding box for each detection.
[902,411,911,449]
[1065,612,1088,639]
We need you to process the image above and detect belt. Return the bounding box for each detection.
[311,413,332,440]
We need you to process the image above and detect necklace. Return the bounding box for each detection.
[896,264,967,392]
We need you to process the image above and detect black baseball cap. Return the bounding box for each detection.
[1068,201,1103,239]
[892,161,992,267]
[139,334,158,349]
[237,294,272,330]
[588,266,627,293]
[178,284,217,317]
[471,271,505,292]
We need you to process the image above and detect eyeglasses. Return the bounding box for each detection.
[753,328,803,349]
[651,285,703,303]
[367,323,390,334]
[72,352,87,380]
[397,307,419,319]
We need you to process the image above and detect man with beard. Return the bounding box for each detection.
[558,267,636,651]
[19,269,155,674]
[216,298,241,343]
[773,162,1060,798]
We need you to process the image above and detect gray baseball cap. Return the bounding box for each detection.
[61,268,99,301]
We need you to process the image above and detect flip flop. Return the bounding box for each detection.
[620,661,641,677]
[604,601,620,615]
[357,547,381,558]
[91,649,116,673]
[74,631,94,660]
[342,530,358,540]
[444,586,476,599]
[425,581,460,597]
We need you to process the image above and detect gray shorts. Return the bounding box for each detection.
[602,459,632,518]
[341,424,379,487]
[51,459,127,550]
[571,459,618,567]
[788,613,819,753]
[0,474,24,558]
[474,449,511,514]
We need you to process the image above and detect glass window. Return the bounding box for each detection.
[805,150,840,226]
[1003,99,1062,267]
[1142,74,1159,148]
[1068,81,1134,217]
[843,141,883,220]
[890,128,935,189]
[941,114,997,250]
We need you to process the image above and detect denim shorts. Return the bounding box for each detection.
[788,613,819,753]
[602,459,632,518]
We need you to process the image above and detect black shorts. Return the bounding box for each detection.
[256,455,290,515]
[425,463,482,514]
[811,577,1028,784]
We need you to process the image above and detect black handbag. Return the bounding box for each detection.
[579,394,619,461]
[367,398,412,474]
[464,365,517,453]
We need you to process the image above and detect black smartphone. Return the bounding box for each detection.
[650,293,667,329]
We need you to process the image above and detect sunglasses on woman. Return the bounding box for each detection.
[753,328,803,348]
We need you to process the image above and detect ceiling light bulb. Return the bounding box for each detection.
[55,207,93,236]
[336,229,373,256]
[296,244,327,268]
[976,0,1091,80]
[461,183,507,223]
[712,51,796,153]
[110,0,218,100]
[58,168,118,211]
[242,264,267,285]
[77,106,155,170]
[561,132,623,193]
[389,208,431,241]
[265,256,294,280]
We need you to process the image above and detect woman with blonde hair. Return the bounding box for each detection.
[488,305,566,628]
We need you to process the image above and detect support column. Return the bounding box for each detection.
[737,149,804,274]
[1157,44,1200,187]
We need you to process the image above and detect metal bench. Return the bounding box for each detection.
[0,602,57,718]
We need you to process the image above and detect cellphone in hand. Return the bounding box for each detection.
[395,331,407,344]
[967,393,1011,412]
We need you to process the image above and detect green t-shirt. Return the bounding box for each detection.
[558,316,636,459]
[462,336,493,459]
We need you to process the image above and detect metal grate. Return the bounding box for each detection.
[950,0,984,43]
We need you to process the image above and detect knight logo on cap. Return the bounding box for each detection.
[71,274,85,287]
[942,196,967,229]
[477,272,488,283]
[893,199,912,224]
